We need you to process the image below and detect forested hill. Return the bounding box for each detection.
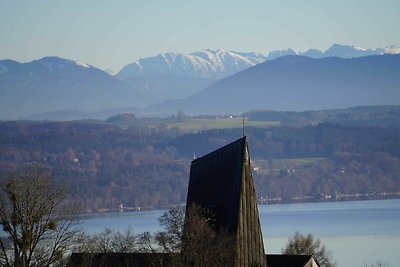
[0,120,399,211]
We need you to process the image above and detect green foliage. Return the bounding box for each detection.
[156,207,185,253]
[105,113,138,124]
[47,220,57,230]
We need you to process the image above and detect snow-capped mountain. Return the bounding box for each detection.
[322,43,385,58]
[36,56,91,70]
[265,48,298,60]
[299,49,324,58]
[114,49,267,104]
[190,49,266,77]
[116,44,400,82]
[149,54,400,115]
[115,44,400,104]
[116,49,266,80]
[1,44,400,120]
[263,44,400,60]
[384,46,400,54]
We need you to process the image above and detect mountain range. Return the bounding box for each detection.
[115,44,400,104]
[0,57,145,119]
[150,54,400,114]
[116,44,400,81]
[114,49,267,103]
[268,43,400,60]
[1,44,400,120]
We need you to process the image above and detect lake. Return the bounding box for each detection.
[82,199,400,267]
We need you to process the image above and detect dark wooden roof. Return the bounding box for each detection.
[266,254,319,267]
[185,137,246,233]
[184,136,266,267]
[67,253,176,267]
[68,253,319,267]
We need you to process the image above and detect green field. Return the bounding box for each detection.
[252,157,325,175]
[121,117,280,132]
[164,117,279,131]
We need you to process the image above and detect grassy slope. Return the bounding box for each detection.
[115,117,280,132]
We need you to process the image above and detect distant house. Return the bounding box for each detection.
[266,254,319,267]
[68,137,320,267]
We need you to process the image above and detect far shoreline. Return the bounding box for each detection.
[78,194,400,215]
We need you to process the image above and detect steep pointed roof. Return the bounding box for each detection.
[185,136,267,267]
[186,137,246,232]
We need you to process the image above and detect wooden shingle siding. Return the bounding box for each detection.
[184,137,267,267]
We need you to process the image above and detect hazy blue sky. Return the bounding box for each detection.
[1,0,400,72]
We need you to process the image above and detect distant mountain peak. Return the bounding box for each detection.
[266,48,298,60]
[116,49,266,81]
[326,43,364,51]
[328,43,369,51]
[323,43,385,58]
[116,44,400,82]
[150,54,400,115]
[0,56,137,120]
[34,56,92,71]
[264,43,399,60]
[384,45,400,54]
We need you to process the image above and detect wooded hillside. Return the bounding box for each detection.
[1,110,399,211]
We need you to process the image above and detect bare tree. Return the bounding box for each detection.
[181,204,234,267]
[75,205,234,266]
[75,228,137,254]
[140,204,234,266]
[282,232,336,267]
[0,165,80,267]
[111,228,137,253]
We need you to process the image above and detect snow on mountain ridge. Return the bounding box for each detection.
[266,44,400,60]
[34,57,92,71]
[266,48,298,60]
[115,49,267,81]
[165,52,214,75]
[116,52,216,80]
[191,49,266,74]
[384,46,400,54]
[116,44,400,81]
[353,46,367,51]
[75,61,90,68]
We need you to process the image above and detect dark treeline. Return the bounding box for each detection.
[245,105,400,127]
[172,124,400,159]
[0,120,399,211]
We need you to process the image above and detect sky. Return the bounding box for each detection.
[1,0,400,72]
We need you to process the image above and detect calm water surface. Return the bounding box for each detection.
[82,199,400,267]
